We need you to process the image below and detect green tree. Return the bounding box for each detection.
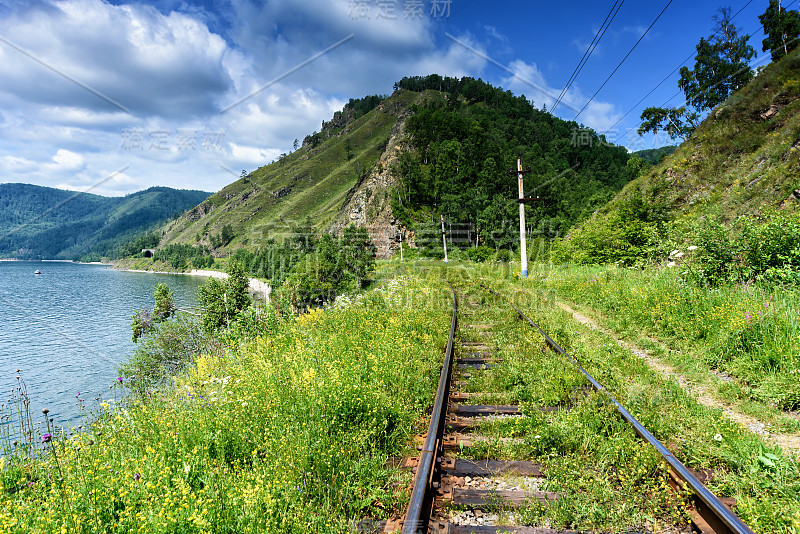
[220,224,235,246]
[197,260,252,333]
[153,283,175,322]
[130,309,152,343]
[345,138,353,161]
[759,0,800,61]
[339,224,376,286]
[225,259,252,314]
[131,283,176,342]
[678,7,755,111]
[638,106,700,140]
[280,236,338,310]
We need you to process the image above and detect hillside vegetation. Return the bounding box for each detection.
[391,75,637,246]
[159,76,638,267]
[0,184,210,260]
[557,46,800,267]
[159,91,414,250]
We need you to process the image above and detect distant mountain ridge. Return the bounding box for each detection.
[0,183,210,259]
[159,76,637,259]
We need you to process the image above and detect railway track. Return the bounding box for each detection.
[363,281,756,534]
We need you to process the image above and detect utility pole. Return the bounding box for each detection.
[510,155,533,278]
[440,214,448,263]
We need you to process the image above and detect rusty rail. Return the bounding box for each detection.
[400,282,457,534]
[480,283,754,534]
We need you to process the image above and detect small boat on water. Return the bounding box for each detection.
[34,270,41,275]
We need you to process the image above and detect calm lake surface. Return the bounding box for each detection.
[0,261,205,428]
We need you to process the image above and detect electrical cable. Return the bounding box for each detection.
[601,0,755,134]
[574,0,674,121]
[551,0,623,113]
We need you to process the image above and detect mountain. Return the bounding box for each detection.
[0,184,211,259]
[556,45,800,264]
[160,76,638,259]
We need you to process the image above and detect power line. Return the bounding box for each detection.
[574,0,673,121]
[551,0,624,113]
[612,0,799,144]
[601,0,755,134]
[552,0,622,112]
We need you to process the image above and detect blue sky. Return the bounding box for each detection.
[0,0,782,195]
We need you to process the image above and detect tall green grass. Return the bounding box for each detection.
[0,275,449,533]
[472,275,800,533]
[533,264,800,409]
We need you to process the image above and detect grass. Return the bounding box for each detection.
[0,273,449,533]
[530,263,800,416]
[2,260,799,532]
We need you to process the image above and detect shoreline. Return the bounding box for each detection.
[116,266,271,298]
[0,259,114,266]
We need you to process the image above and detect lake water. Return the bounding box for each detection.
[0,261,205,428]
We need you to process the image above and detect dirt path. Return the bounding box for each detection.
[556,300,800,456]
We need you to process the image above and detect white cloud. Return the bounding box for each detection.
[1,155,38,173]
[229,143,282,166]
[484,25,509,45]
[623,25,648,38]
[501,59,622,132]
[0,0,233,116]
[501,60,563,110]
[48,149,85,171]
[36,106,132,128]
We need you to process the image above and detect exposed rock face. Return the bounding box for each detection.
[329,113,411,259]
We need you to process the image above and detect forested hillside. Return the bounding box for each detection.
[556,45,800,270]
[0,184,210,259]
[160,76,638,263]
[391,75,637,247]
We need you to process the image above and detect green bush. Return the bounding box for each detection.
[278,229,376,310]
[198,260,252,333]
[120,313,216,395]
[552,212,660,266]
[683,212,800,286]
[131,283,176,342]
[466,245,495,262]
[495,248,512,262]
[683,219,740,286]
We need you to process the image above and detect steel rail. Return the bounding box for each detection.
[401,282,458,534]
[480,284,755,534]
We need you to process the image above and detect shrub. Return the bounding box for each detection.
[466,245,495,262]
[198,260,252,333]
[120,314,215,395]
[552,212,660,266]
[683,219,741,286]
[495,248,512,262]
[278,230,376,311]
[131,283,176,341]
[683,212,800,286]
